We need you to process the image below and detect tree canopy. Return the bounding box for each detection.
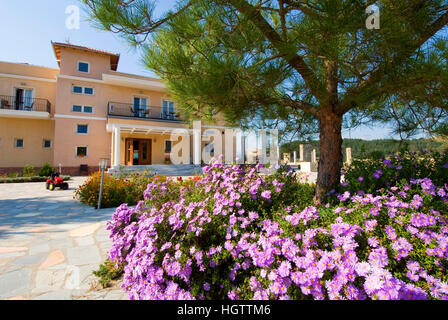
[82,0,448,202]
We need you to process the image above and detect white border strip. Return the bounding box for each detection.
[54,114,107,121]
[56,74,104,84]
[103,73,166,89]
[0,73,56,83]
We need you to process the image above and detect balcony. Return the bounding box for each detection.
[0,95,51,119]
[107,102,182,122]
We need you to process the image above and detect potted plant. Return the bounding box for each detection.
[164,155,171,164]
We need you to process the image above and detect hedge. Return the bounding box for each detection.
[0,175,71,184]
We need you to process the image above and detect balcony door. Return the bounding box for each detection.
[162,100,175,119]
[133,97,148,118]
[125,138,152,166]
[14,88,33,110]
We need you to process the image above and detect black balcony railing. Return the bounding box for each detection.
[108,102,182,121]
[0,95,51,113]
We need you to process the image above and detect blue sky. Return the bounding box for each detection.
[0,0,403,140]
[0,0,176,77]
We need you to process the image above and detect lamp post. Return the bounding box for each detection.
[97,158,108,210]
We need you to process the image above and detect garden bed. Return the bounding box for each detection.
[100,151,448,300]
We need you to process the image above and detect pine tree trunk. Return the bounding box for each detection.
[314,111,343,204]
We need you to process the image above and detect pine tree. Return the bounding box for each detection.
[83,0,448,203]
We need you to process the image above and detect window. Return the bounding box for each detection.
[43,140,52,149]
[72,86,94,95]
[72,86,83,94]
[78,61,90,73]
[84,87,94,95]
[162,100,176,119]
[76,124,88,134]
[76,146,87,158]
[14,139,24,148]
[72,105,83,112]
[164,140,172,153]
[72,105,93,113]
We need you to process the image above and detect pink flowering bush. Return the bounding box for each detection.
[342,150,448,195]
[107,158,448,300]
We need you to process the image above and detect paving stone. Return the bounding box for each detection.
[96,228,110,238]
[0,251,27,259]
[38,205,61,212]
[39,250,65,269]
[56,223,82,231]
[0,177,122,300]
[69,223,101,238]
[98,238,111,248]
[66,246,101,266]
[104,290,127,300]
[32,289,72,300]
[0,268,31,298]
[74,236,95,246]
[26,226,51,233]
[49,232,68,240]
[10,234,34,241]
[11,253,46,266]
[15,212,42,218]
[0,247,28,254]
[0,257,12,266]
[78,264,99,282]
[0,240,31,247]
[49,238,74,249]
[29,243,51,255]
[32,269,66,294]
[0,225,12,231]
[7,296,27,300]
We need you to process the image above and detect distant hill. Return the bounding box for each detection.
[280,138,448,160]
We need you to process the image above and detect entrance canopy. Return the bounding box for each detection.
[106,123,194,168]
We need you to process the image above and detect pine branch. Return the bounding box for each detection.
[338,10,448,115]
[226,0,326,105]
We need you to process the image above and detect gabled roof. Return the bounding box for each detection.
[51,41,120,71]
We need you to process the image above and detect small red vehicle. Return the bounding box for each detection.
[46,173,69,191]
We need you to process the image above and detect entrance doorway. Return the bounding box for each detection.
[125,138,152,165]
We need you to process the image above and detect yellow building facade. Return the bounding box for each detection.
[0,42,233,175]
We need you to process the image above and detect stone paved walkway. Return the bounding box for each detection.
[0,177,128,300]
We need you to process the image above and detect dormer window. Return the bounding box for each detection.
[78,61,90,73]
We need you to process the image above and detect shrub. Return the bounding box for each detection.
[38,163,55,177]
[0,175,70,184]
[342,150,448,196]
[75,170,155,208]
[106,158,448,300]
[8,172,19,178]
[22,164,35,177]
[93,258,124,288]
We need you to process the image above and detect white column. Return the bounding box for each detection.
[270,129,279,166]
[193,120,201,165]
[224,129,236,164]
[299,144,304,162]
[110,133,114,168]
[259,129,267,164]
[346,147,352,165]
[236,130,245,164]
[311,149,317,163]
[293,151,297,164]
[113,127,120,167]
